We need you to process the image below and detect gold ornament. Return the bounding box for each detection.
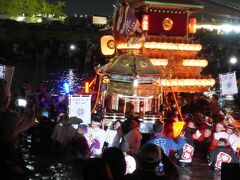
[162,18,173,31]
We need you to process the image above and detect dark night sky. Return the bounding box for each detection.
[49,0,115,15]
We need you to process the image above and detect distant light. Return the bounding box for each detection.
[17,98,27,107]
[16,16,25,22]
[222,24,233,33]
[230,56,237,64]
[196,24,240,34]
[70,44,76,50]
[63,82,70,93]
[37,18,42,23]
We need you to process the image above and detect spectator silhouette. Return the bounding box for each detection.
[124,143,169,180]
[102,147,126,180]
[0,78,35,179]
[82,157,114,180]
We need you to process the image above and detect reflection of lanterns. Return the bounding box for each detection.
[173,121,185,138]
[100,35,115,55]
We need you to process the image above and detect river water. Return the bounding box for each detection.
[9,61,95,95]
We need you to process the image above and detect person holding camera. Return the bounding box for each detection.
[0,78,35,179]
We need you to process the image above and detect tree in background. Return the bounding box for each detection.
[0,0,66,17]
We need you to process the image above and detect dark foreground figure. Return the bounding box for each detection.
[0,78,35,179]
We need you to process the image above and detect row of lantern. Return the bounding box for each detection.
[150,58,168,66]
[159,79,215,87]
[116,42,202,51]
[183,59,208,67]
[144,42,202,51]
[149,59,208,67]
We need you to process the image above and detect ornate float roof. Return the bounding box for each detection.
[98,54,162,76]
[142,0,203,9]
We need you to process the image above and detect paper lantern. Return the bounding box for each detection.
[189,18,197,34]
[178,80,184,86]
[172,79,178,86]
[100,35,115,55]
[209,79,216,86]
[165,80,171,86]
[142,14,149,31]
[200,60,208,67]
[189,79,195,86]
[173,121,185,138]
[183,79,189,86]
[196,44,202,51]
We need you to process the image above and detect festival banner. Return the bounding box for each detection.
[68,95,92,124]
[113,3,141,42]
[219,72,238,95]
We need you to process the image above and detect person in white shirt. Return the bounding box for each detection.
[105,120,122,147]
[88,115,106,156]
[210,122,228,151]
[122,118,142,155]
[226,125,240,152]
[120,141,136,174]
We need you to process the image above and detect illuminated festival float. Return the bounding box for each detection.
[96,0,215,119]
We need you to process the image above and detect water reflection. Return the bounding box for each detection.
[11,62,95,94]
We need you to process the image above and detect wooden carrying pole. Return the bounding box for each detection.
[169,83,184,122]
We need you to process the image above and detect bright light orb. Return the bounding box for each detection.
[70,44,76,50]
[230,56,237,64]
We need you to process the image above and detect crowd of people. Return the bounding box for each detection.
[1,77,240,179]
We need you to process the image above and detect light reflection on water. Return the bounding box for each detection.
[11,62,95,94]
